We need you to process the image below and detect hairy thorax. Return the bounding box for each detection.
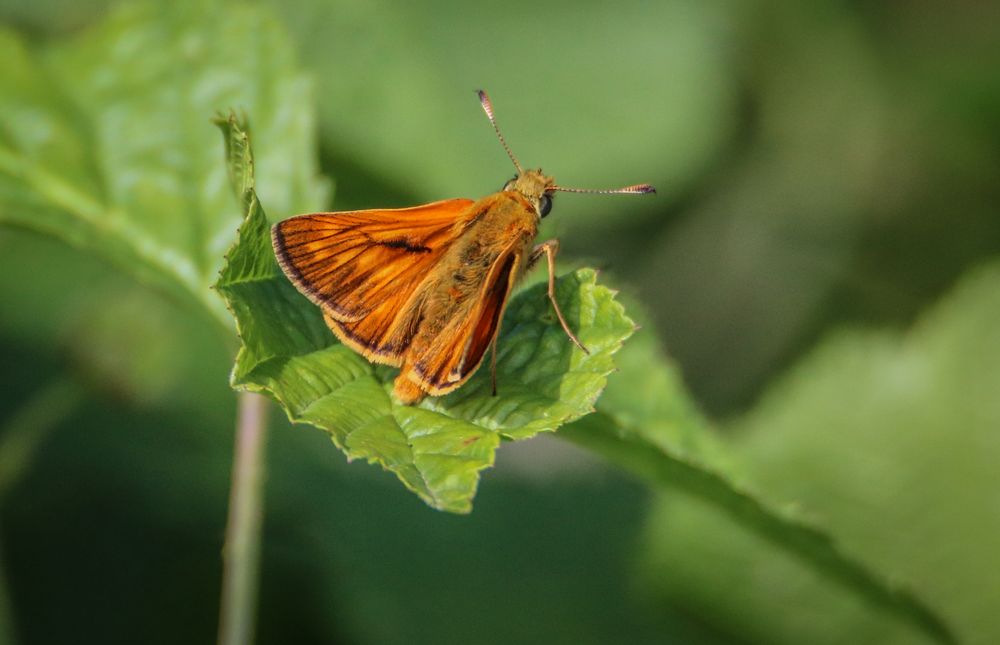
[412,191,539,342]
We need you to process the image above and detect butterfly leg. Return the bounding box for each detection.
[530,239,590,355]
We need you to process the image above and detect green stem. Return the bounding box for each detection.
[217,391,270,645]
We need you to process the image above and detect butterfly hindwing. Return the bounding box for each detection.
[411,244,522,396]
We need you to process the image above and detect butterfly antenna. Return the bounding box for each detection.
[551,183,657,195]
[477,89,524,175]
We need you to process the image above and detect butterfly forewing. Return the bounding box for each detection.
[272,199,475,322]
[323,285,428,366]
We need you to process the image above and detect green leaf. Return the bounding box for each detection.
[214,115,635,513]
[632,262,1000,641]
[0,0,327,327]
[561,320,955,645]
[587,321,734,468]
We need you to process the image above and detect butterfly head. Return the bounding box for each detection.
[477,89,656,219]
[502,169,556,218]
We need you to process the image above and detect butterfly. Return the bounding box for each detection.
[271,90,654,405]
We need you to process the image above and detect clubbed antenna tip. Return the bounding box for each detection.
[552,183,657,195]
[477,89,523,174]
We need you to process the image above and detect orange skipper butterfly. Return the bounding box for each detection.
[272,90,654,404]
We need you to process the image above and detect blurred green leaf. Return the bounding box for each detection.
[0,376,83,501]
[565,323,954,645]
[590,322,733,468]
[267,0,735,223]
[215,114,636,513]
[635,8,893,412]
[0,0,327,327]
[641,262,1000,643]
[0,228,236,428]
[0,228,122,346]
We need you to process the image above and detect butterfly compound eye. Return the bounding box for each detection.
[538,193,553,218]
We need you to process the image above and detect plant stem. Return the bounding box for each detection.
[217,391,270,645]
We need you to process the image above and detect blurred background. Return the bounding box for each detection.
[1,0,998,643]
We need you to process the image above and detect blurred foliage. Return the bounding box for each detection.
[0,0,327,326]
[0,0,997,643]
[642,262,1000,644]
[563,322,951,643]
